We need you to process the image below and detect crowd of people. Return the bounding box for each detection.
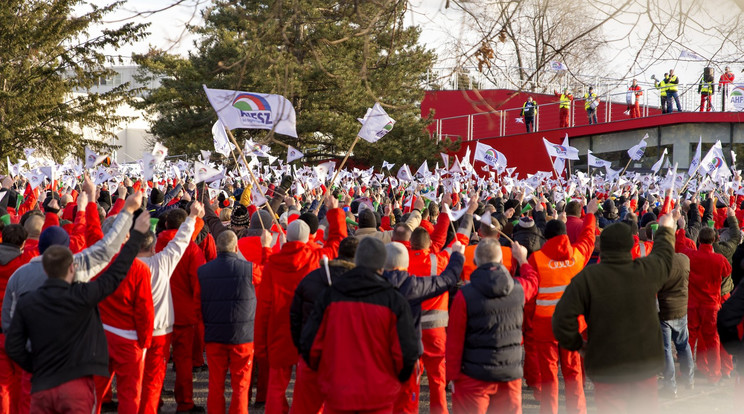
[2,153,744,414]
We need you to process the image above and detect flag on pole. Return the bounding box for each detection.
[357,103,395,143]
[85,147,107,169]
[382,161,395,171]
[142,153,157,181]
[416,160,430,178]
[287,146,304,163]
[542,137,579,160]
[553,134,570,174]
[194,161,224,183]
[651,148,668,173]
[700,140,732,178]
[203,85,298,138]
[397,164,413,182]
[152,142,168,163]
[679,50,704,61]
[212,120,236,157]
[440,153,449,170]
[200,150,212,162]
[24,169,45,190]
[441,202,467,222]
[474,142,508,169]
[449,157,463,174]
[314,161,336,183]
[587,150,612,169]
[628,134,648,161]
[689,136,702,173]
[549,61,568,71]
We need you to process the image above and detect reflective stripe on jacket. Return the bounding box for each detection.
[532,249,585,318]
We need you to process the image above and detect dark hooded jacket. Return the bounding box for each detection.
[289,258,355,350]
[382,252,464,355]
[553,224,675,383]
[300,266,418,411]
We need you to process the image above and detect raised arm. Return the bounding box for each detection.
[151,203,201,279]
[72,191,140,283]
[77,212,151,307]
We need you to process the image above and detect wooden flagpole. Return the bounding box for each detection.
[223,127,283,233]
[328,136,361,188]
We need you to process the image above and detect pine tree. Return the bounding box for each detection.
[134,0,458,167]
[0,0,148,162]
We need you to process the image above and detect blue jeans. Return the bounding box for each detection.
[661,316,694,390]
[667,92,682,112]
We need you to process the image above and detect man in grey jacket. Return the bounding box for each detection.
[1,189,140,334]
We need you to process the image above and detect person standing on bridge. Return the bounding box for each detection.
[554,88,573,128]
[698,76,714,112]
[584,86,599,125]
[667,69,682,112]
[653,73,670,113]
[719,66,735,111]
[627,79,643,118]
[521,96,538,133]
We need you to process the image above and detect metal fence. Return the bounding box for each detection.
[432,82,736,141]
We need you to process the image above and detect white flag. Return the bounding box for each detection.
[440,153,449,170]
[85,146,107,169]
[252,189,267,207]
[397,164,413,182]
[93,166,113,186]
[246,139,271,158]
[203,85,298,138]
[211,120,236,157]
[287,146,304,163]
[416,160,430,178]
[314,161,336,183]
[142,153,157,181]
[553,134,570,174]
[651,148,668,173]
[689,136,702,173]
[679,50,704,61]
[587,150,612,169]
[542,137,579,160]
[24,169,45,190]
[39,165,57,183]
[474,142,508,169]
[628,134,648,161]
[700,140,732,178]
[194,161,224,183]
[357,103,395,143]
[441,202,467,222]
[382,161,395,171]
[420,187,437,202]
[200,150,212,162]
[152,142,168,163]
[449,157,463,174]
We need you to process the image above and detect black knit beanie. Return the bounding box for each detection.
[600,222,634,253]
[544,219,567,240]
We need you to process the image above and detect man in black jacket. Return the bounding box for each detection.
[383,240,464,414]
[288,236,358,414]
[4,207,150,413]
[300,237,418,413]
[198,230,264,414]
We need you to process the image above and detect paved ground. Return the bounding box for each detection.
[103,360,739,413]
